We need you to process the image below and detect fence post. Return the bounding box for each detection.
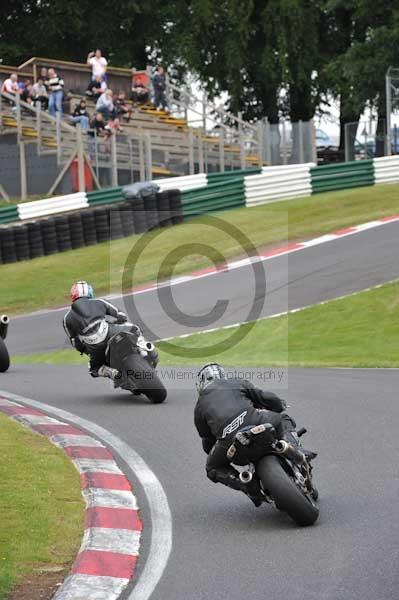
[145,133,152,180]
[257,121,264,167]
[19,140,28,200]
[386,70,392,156]
[36,101,42,155]
[15,94,22,141]
[129,137,134,182]
[238,112,245,169]
[110,133,118,187]
[138,132,145,181]
[198,132,204,173]
[76,124,85,192]
[298,120,304,163]
[56,111,62,165]
[219,129,225,172]
[202,91,207,132]
[188,128,195,174]
[282,120,288,165]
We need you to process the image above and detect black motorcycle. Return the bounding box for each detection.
[0,315,10,372]
[103,319,167,404]
[227,423,319,526]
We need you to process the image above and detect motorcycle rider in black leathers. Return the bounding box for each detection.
[194,363,309,506]
[63,280,139,382]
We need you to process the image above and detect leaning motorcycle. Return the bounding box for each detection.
[227,423,319,526]
[0,315,10,372]
[84,317,167,403]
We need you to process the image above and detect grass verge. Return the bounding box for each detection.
[13,280,399,368]
[2,184,399,315]
[0,414,84,599]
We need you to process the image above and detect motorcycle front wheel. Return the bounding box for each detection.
[0,338,10,372]
[125,354,167,404]
[257,455,319,526]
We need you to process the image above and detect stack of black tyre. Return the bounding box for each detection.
[0,189,183,265]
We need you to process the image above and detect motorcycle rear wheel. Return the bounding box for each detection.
[0,338,10,372]
[125,354,167,404]
[257,455,319,526]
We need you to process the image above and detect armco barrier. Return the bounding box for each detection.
[182,177,245,217]
[155,174,207,192]
[86,187,124,206]
[311,160,374,194]
[0,190,182,265]
[373,155,399,185]
[17,192,88,220]
[0,205,18,224]
[245,163,314,206]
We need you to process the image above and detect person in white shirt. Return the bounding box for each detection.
[1,73,20,95]
[87,49,108,80]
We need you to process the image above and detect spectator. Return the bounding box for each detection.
[1,73,20,96]
[86,74,106,98]
[115,91,133,122]
[89,112,111,138]
[20,79,33,104]
[46,67,64,117]
[70,99,90,131]
[40,67,48,80]
[95,88,116,120]
[152,65,168,112]
[131,68,149,105]
[32,77,49,109]
[87,49,108,81]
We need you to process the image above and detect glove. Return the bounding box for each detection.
[116,311,128,323]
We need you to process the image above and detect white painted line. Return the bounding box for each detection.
[51,434,105,448]
[80,528,141,556]
[54,574,129,600]
[12,214,399,320]
[0,390,172,600]
[72,458,124,475]
[13,414,63,426]
[159,278,399,342]
[82,488,138,510]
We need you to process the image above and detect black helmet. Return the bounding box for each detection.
[196,363,226,393]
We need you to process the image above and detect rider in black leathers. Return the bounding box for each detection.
[194,363,302,506]
[63,280,137,381]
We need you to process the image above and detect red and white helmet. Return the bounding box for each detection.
[70,281,94,302]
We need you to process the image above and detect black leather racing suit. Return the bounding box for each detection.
[194,377,296,491]
[63,297,129,375]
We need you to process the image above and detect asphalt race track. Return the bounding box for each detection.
[1,366,399,600]
[8,219,399,355]
[2,220,399,599]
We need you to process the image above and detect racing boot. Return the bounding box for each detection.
[208,468,264,507]
[281,431,317,462]
[98,365,121,384]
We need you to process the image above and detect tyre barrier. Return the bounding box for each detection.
[0,191,182,264]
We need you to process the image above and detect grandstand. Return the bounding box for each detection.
[0,57,263,197]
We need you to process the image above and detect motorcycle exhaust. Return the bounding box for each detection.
[239,470,253,484]
[231,462,254,483]
[274,440,305,464]
[0,315,9,340]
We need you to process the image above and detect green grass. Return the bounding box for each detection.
[0,413,84,598]
[13,280,399,368]
[2,184,399,315]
